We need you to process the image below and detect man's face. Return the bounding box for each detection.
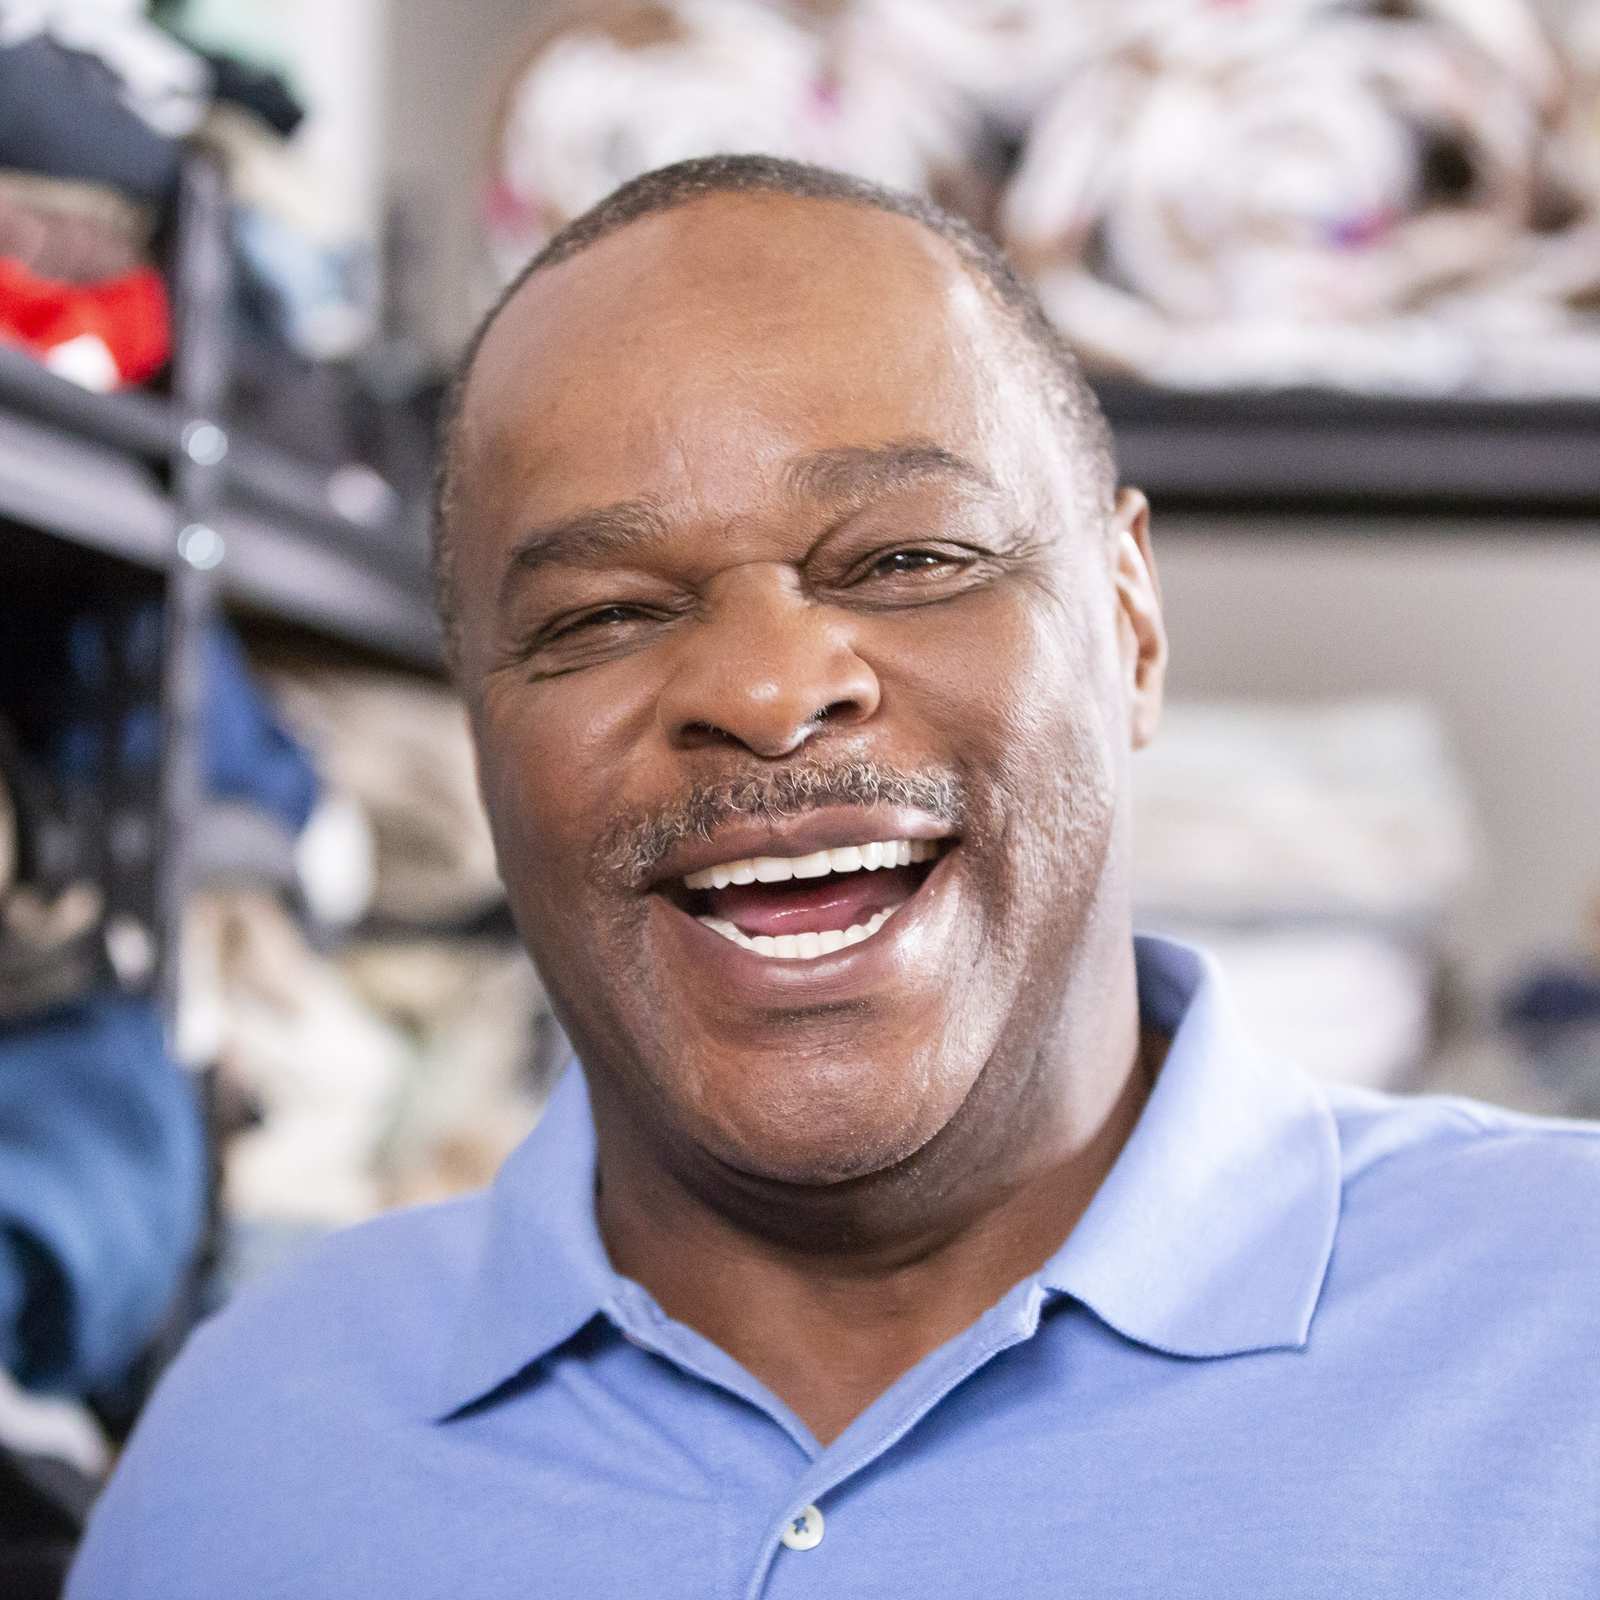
[454,195,1163,1189]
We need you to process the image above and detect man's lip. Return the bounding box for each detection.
[645,806,958,890]
[652,842,963,994]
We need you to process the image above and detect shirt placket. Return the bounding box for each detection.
[742,1279,1054,1600]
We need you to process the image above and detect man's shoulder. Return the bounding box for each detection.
[189,1189,489,1409]
[1323,1083,1600,1288]
[1329,1081,1600,1186]
[69,1193,495,1597]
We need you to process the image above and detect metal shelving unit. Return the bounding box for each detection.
[0,152,440,1022]
[0,346,439,668]
[1098,379,1600,518]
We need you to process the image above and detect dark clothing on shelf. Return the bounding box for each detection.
[0,39,180,206]
[199,625,320,835]
[3,611,320,839]
[0,1440,98,1600]
[201,53,304,138]
[0,995,205,1397]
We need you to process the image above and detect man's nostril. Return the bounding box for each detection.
[810,699,859,726]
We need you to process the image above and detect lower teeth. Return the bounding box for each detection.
[697,906,896,959]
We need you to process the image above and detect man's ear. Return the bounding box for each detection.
[1109,487,1166,750]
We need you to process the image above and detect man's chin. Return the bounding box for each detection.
[544,840,1001,1188]
[666,1034,978,1195]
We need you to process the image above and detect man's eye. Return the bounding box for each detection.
[550,604,648,639]
[867,549,960,578]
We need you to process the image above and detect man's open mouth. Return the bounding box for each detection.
[662,837,952,960]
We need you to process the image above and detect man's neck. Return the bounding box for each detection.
[592,957,1158,1447]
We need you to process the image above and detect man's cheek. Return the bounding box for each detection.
[474,742,566,901]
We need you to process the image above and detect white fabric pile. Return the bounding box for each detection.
[1132,698,1477,926]
[838,0,1094,134]
[1132,698,1479,1088]
[179,889,410,1226]
[0,0,211,136]
[174,663,559,1236]
[999,0,1600,394]
[261,665,504,926]
[179,891,558,1229]
[342,939,559,1209]
[485,0,981,279]
[485,0,1600,394]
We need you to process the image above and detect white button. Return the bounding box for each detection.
[780,1504,824,1551]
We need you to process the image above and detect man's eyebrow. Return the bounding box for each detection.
[499,497,672,605]
[784,440,1001,506]
[498,441,999,607]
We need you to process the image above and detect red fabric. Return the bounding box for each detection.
[0,257,170,387]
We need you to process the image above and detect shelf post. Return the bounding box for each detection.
[152,151,233,1026]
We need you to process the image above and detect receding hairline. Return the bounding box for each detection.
[431,154,1116,662]
[463,186,1015,423]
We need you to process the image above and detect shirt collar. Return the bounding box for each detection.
[426,934,1341,1418]
[1038,935,1341,1357]
[425,1060,614,1419]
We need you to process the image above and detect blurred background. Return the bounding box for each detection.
[1,0,1598,1584]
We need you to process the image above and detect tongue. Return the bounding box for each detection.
[707,864,921,937]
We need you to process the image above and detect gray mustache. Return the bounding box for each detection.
[596,761,967,887]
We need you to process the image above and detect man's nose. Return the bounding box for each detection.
[656,567,881,758]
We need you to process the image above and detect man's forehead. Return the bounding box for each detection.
[458,193,1043,518]
[476,190,989,368]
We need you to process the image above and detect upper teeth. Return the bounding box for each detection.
[683,838,938,890]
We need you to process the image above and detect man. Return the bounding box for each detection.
[71,156,1600,1597]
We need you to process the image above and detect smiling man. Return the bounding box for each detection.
[71,157,1600,1598]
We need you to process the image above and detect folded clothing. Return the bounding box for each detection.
[198,102,378,361]
[0,254,168,390]
[9,611,322,841]
[178,890,408,1225]
[341,939,556,1209]
[0,169,153,284]
[486,0,979,278]
[0,882,103,1022]
[0,0,211,139]
[180,891,556,1244]
[0,35,180,205]
[261,664,499,924]
[1000,0,1600,394]
[201,49,303,138]
[0,993,206,1396]
[842,0,1097,133]
[199,625,320,837]
[0,612,325,1018]
[0,716,103,1023]
[232,203,372,363]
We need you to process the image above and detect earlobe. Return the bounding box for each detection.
[1110,487,1167,750]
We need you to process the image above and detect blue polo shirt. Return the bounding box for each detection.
[70,937,1600,1597]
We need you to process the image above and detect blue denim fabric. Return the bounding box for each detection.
[0,996,205,1395]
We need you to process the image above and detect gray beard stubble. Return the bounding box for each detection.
[594,760,968,889]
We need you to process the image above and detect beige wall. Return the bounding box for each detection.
[1153,518,1600,995]
[382,0,550,358]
